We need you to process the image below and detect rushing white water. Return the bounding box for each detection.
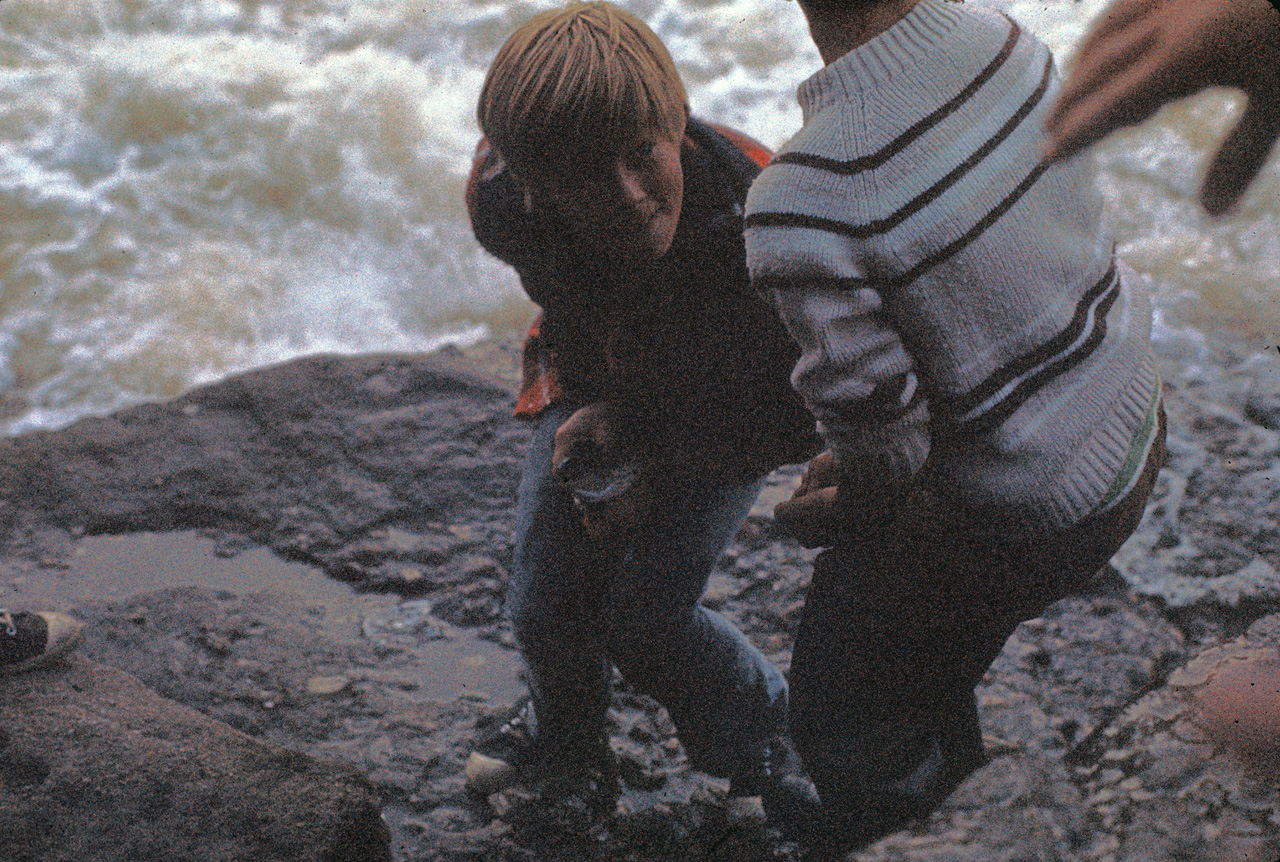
[0,0,1276,435]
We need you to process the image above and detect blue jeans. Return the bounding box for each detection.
[507,403,788,783]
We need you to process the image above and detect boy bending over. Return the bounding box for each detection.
[745,0,1166,855]
[464,1,821,821]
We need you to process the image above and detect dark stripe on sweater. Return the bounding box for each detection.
[771,20,1022,176]
[935,264,1120,431]
[749,157,1052,294]
[747,51,1053,239]
[896,158,1052,288]
[963,276,1119,435]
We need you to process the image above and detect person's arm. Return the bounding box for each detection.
[1043,0,1280,215]
[761,275,929,546]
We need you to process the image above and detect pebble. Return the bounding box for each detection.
[306,675,351,696]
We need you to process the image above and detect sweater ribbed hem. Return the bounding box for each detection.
[1094,371,1163,513]
[1038,353,1162,533]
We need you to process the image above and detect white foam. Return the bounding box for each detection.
[0,0,1275,434]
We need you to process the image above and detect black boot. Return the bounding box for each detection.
[757,736,822,840]
[801,724,987,860]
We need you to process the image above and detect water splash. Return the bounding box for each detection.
[0,0,1276,435]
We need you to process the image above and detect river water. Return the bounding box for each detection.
[1,0,1277,436]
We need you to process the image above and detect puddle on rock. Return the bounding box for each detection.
[10,530,524,703]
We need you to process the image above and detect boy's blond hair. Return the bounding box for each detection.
[477,1,688,178]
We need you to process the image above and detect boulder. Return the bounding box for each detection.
[0,655,391,862]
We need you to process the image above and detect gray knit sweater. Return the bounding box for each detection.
[744,0,1161,533]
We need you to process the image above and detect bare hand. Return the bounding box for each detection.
[791,451,839,499]
[1043,0,1280,215]
[774,452,848,548]
[551,403,650,544]
[551,403,624,477]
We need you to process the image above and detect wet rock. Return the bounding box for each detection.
[1112,385,1280,641]
[979,592,1189,756]
[4,352,1280,861]
[1063,619,1280,862]
[0,656,390,862]
[853,754,1094,862]
[0,353,526,585]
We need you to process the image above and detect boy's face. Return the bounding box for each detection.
[524,127,684,265]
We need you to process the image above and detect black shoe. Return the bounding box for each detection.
[0,610,83,676]
[800,732,976,859]
[800,795,931,862]
[465,695,538,795]
[522,739,621,815]
[466,695,619,811]
[728,736,822,837]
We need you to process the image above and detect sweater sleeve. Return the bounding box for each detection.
[766,273,931,496]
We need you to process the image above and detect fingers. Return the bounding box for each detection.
[774,486,843,549]
[553,406,598,447]
[1046,0,1161,126]
[552,403,619,473]
[1043,30,1167,163]
[1076,0,1159,48]
[795,452,837,498]
[1199,93,1280,216]
[1050,19,1157,126]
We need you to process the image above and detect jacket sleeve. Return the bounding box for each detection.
[467,140,585,314]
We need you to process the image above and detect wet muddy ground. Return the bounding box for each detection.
[2,350,1278,861]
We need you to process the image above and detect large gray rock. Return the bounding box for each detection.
[0,655,392,862]
[1060,614,1280,862]
[3,351,1279,862]
[0,351,528,592]
[1112,385,1280,639]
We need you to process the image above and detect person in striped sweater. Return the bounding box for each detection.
[743,0,1167,855]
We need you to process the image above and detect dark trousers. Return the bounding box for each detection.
[791,411,1167,846]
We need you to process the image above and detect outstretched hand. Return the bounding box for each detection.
[1043,0,1280,215]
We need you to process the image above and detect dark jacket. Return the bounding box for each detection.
[466,119,820,487]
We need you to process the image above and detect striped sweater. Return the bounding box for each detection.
[744,0,1161,533]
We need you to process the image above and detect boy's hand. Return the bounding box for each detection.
[551,403,651,544]
[774,452,849,548]
[791,451,840,498]
[551,403,624,473]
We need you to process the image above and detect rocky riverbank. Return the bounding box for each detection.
[0,349,1277,861]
